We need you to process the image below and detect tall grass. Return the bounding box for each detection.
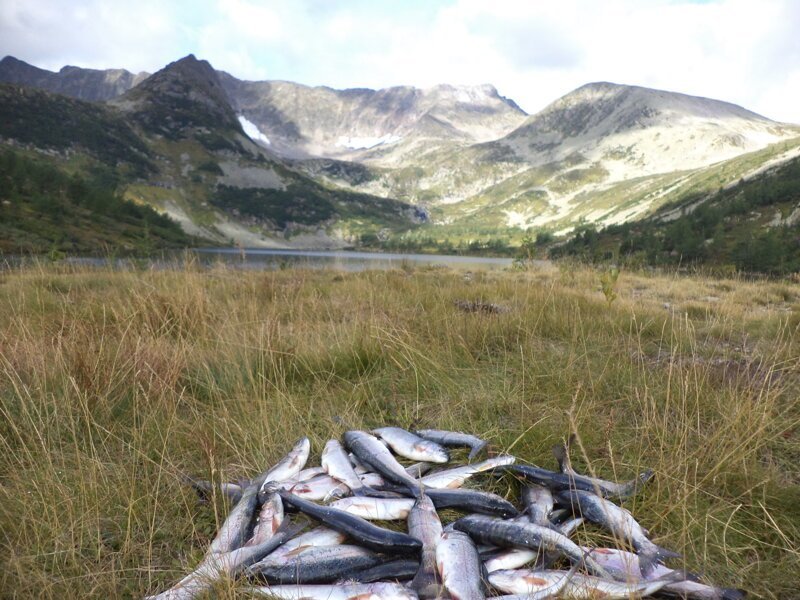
[0,262,798,598]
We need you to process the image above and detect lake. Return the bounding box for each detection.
[192,248,521,271]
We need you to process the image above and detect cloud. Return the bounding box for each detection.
[1,0,798,122]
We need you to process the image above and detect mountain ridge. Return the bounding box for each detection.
[1,53,798,258]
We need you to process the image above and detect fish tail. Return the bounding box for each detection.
[638,544,681,576]
[467,441,489,461]
[354,485,399,499]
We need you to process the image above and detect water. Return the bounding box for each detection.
[192,248,517,271]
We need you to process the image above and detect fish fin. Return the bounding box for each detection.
[551,442,570,473]
[467,440,489,461]
[639,545,681,576]
[721,588,748,600]
[355,485,402,499]
[617,468,656,499]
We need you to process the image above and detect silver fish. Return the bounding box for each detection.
[329,497,414,520]
[556,489,680,576]
[243,582,419,599]
[585,546,746,599]
[245,488,283,547]
[344,430,423,497]
[279,490,423,554]
[145,521,300,600]
[246,544,382,583]
[453,514,612,579]
[559,571,680,599]
[436,530,485,600]
[267,526,347,561]
[408,493,443,599]
[261,437,311,492]
[521,484,554,525]
[420,455,516,489]
[322,439,392,497]
[484,547,539,573]
[373,427,449,463]
[488,566,578,598]
[416,429,489,461]
[553,438,654,499]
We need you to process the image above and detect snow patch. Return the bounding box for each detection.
[336,134,402,150]
[238,116,271,146]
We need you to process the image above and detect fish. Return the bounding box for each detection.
[552,438,654,499]
[284,474,353,501]
[322,439,394,498]
[381,484,519,518]
[182,477,243,504]
[521,484,554,525]
[483,547,540,573]
[245,487,283,547]
[420,455,516,489]
[344,430,424,497]
[266,526,347,561]
[415,429,489,461]
[557,571,682,599]
[585,546,746,600]
[452,514,613,579]
[495,463,650,501]
[246,544,383,583]
[145,520,302,600]
[555,489,681,576]
[373,427,449,463]
[242,582,420,599]
[405,462,433,478]
[558,516,584,538]
[279,490,423,554]
[347,559,421,584]
[329,497,415,520]
[487,566,578,598]
[206,477,263,556]
[259,437,312,495]
[436,530,485,600]
[408,493,443,599]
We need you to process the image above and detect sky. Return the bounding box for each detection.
[2,0,799,122]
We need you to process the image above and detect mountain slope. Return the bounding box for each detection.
[217,73,528,164]
[552,148,800,274]
[0,56,421,251]
[0,55,149,101]
[317,82,799,236]
[0,149,195,254]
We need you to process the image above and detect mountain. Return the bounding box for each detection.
[112,55,242,137]
[0,55,421,252]
[314,81,799,238]
[1,54,798,261]
[217,73,527,164]
[0,55,149,101]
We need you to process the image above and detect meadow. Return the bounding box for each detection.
[0,261,798,598]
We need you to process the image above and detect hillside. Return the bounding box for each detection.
[0,57,421,252]
[0,149,194,254]
[553,150,800,275]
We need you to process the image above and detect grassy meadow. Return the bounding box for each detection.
[0,261,798,598]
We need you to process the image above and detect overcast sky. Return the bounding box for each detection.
[2,0,799,122]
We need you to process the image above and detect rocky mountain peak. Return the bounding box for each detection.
[0,55,148,101]
[115,54,241,136]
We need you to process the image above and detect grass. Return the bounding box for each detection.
[0,262,798,598]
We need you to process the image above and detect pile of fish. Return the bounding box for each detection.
[147,428,744,599]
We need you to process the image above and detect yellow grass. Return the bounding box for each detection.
[0,261,798,598]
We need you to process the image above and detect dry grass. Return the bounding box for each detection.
[0,262,798,598]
